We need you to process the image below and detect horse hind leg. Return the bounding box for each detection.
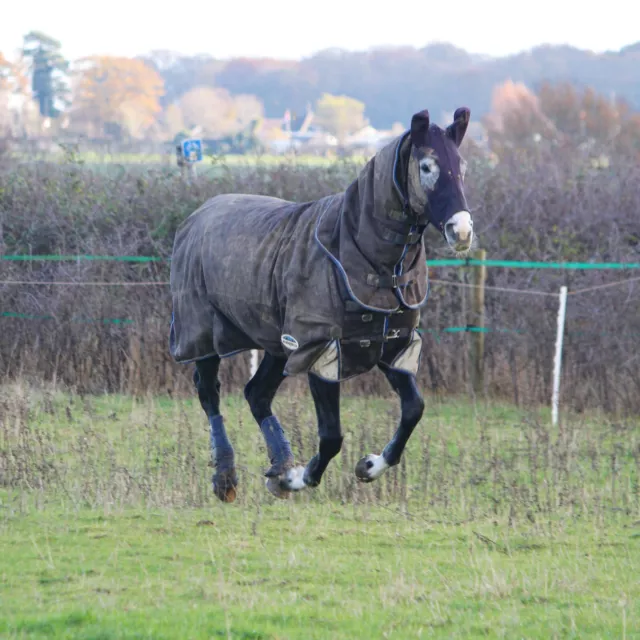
[243,352,296,498]
[355,365,424,483]
[194,355,238,503]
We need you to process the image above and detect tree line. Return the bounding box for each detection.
[1,32,640,150]
[0,33,373,145]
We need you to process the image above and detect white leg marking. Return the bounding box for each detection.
[265,465,310,498]
[281,466,307,491]
[355,453,390,482]
[366,454,390,479]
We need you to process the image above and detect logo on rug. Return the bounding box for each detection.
[281,334,299,351]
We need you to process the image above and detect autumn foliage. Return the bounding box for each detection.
[2,31,640,146]
[314,93,366,143]
[484,80,640,158]
[70,56,165,138]
[0,52,10,89]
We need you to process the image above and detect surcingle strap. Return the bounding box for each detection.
[339,326,414,346]
[366,270,416,289]
[380,228,422,245]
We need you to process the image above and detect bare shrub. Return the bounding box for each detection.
[1,147,639,412]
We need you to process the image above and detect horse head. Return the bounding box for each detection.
[407,107,474,255]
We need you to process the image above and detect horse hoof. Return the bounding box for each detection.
[355,454,389,483]
[220,485,237,503]
[212,469,238,503]
[265,477,291,500]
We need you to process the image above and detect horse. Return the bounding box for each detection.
[169,107,475,502]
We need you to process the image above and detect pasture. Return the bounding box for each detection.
[1,383,638,638]
[12,149,369,176]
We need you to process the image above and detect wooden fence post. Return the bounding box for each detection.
[469,248,487,395]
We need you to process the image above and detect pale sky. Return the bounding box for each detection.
[1,0,638,62]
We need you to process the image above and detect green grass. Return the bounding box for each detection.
[72,151,366,167]
[1,383,638,638]
[2,506,637,639]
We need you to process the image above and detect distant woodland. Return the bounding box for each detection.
[1,33,640,145]
[147,41,640,128]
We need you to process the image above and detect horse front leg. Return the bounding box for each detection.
[355,365,424,483]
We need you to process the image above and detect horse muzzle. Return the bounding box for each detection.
[444,211,473,254]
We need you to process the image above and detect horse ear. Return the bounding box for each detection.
[410,110,430,147]
[446,107,470,147]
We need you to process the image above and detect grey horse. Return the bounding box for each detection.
[169,107,474,502]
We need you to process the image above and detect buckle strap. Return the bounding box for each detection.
[384,327,412,340]
[366,269,416,289]
[381,228,422,245]
[340,327,413,346]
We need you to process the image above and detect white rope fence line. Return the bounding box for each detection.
[430,274,640,297]
[0,280,171,286]
[567,274,640,295]
[429,278,557,297]
[1,274,639,296]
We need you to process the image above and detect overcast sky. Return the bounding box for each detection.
[1,0,638,62]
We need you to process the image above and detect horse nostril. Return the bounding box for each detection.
[445,222,456,238]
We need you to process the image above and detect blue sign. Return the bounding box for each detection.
[181,138,203,163]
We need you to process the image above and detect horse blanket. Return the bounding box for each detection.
[169,132,430,381]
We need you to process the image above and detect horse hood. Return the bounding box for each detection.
[315,130,428,312]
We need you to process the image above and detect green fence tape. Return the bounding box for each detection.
[427,258,640,270]
[1,312,133,324]
[3,255,640,270]
[1,312,54,321]
[1,255,166,263]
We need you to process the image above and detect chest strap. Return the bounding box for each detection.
[366,269,416,289]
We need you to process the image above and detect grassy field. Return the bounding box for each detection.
[1,383,638,638]
[11,150,369,171]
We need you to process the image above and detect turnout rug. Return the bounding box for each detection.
[169,131,430,381]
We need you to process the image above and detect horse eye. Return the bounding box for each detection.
[420,164,431,174]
